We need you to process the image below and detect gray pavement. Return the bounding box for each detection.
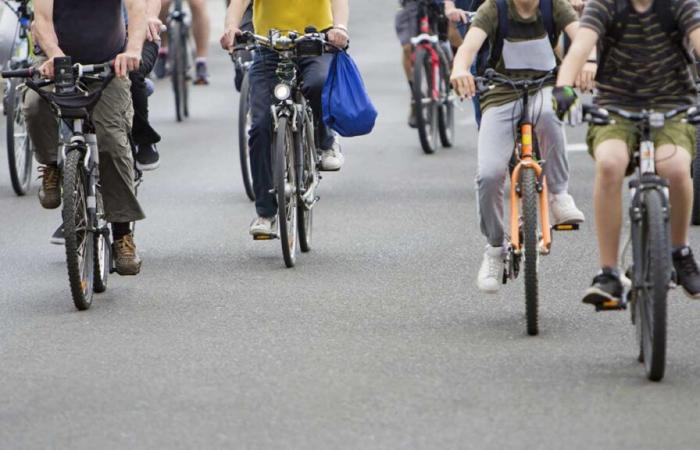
[2,2,700,449]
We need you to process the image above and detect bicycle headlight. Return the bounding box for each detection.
[274,83,291,101]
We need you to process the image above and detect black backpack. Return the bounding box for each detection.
[478,0,557,74]
[597,0,693,81]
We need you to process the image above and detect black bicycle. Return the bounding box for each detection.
[166,0,190,121]
[2,0,33,195]
[2,58,119,310]
[583,104,700,381]
[231,42,255,201]
[410,0,455,154]
[238,29,328,267]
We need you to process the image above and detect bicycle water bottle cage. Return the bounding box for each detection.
[54,56,75,94]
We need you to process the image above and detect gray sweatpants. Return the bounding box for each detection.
[477,87,569,247]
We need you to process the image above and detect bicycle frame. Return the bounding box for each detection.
[509,90,552,255]
[410,3,443,102]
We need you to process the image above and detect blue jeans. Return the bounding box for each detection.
[248,49,335,217]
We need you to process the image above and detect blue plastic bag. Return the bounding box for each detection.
[322,51,378,137]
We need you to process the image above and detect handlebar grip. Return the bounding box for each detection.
[237,31,255,44]
[1,67,34,78]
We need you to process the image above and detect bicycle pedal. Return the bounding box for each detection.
[595,299,626,312]
[552,223,580,232]
[252,234,278,241]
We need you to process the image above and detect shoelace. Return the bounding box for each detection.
[115,235,136,258]
[38,166,59,190]
[487,256,502,278]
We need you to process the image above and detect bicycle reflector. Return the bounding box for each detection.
[274,83,291,101]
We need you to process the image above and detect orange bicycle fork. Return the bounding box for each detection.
[509,123,552,255]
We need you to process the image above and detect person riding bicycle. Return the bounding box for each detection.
[554,0,700,305]
[450,0,594,293]
[396,0,469,128]
[232,2,254,93]
[155,0,211,85]
[27,0,146,275]
[221,0,349,237]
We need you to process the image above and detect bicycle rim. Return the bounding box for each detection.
[413,48,437,154]
[274,117,297,268]
[521,168,539,336]
[62,150,95,310]
[636,190,669,381]
[437,50,455,148]
[6,78,32,195]
[238,72,255,201]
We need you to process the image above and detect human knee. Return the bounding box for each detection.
[594,143,628,183]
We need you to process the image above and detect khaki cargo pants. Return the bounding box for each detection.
[23,58,145,223]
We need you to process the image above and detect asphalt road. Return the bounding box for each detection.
[2,2,700,449]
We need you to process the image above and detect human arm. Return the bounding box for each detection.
[146,0,164,42]
[116,0,146,78]
[563,21,597,91]
[221,0,251,51]
[450,26,488,98]
[328,0,350,48]
[33,0,64,77]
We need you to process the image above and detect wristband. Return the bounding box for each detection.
[334,24,349,33]
[586,59,597,64]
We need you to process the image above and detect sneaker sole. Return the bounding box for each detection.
[582,287,618,306]
[680,287,700,300]
[135,160,161,171]
[49,237,65,246]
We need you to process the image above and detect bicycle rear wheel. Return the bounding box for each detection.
[634,189,670,381]
[437,49,455,148]
[691,125,700,225]
[521,168,539,336]
[413,48,439,154]
[6,78,32,195]
[170,21,185,122]
[238,71,255,201]
[62,150,95,310]
[274,117,298,268]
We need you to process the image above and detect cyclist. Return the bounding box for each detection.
[155,0,211,85]
[450,0,594,293]
[28,0,146,275]
[232,1,254,92]
[554,0,700,304]
[396,0,468,128]
[221,0,349,237]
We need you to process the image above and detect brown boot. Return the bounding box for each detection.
[112,234,142,276]
[38,165,61,209]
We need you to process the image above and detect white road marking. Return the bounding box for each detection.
[567,143,588,153]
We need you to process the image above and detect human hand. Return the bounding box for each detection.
[220,27,241,52]
[147,17,164,42]
[327,27,349,49]
[451,68,476,99]
[114,50,141,78]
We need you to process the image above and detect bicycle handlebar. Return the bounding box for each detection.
[1,61,114,81]
[474,69,556,94]
[582,104,700,126]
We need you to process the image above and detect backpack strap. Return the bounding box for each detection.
[653,0,693,64]
[487,0,509,70]
[539,0,557,47]
[596,0,630,81]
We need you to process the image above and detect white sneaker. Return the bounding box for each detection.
[249,216,277,236]
[477,245,504,293]
[319,139,344,171]
[550,193,585,225]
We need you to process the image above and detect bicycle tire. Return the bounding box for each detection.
[296,115,314,253]
[437,48,455,148]
[180,30,190,118]
[274,117,298,268]
[62,150,95,310]
[6,78,32,195]
[170,21,184,122]
[93,192,110,294]
[635,189,669,381]
[691,125,700,225]
[521,168,539,336]
[238,72,255,201]
[413,48,438,154]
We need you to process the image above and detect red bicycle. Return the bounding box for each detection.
[410,0,456,154]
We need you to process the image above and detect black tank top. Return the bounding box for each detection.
[53,0,126,64]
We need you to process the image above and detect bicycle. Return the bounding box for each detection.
[411,0,455,154]
[475,69,579,336]
[2,0,33,195]
[582,103,700,382]
[237,29,328,268]
[166,0,191,122]
[691,125,700,224]
[231,41,255,201]
[2,58,119,310]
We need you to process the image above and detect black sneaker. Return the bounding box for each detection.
[408,104,417,129]
[50,224,64,246]
[194,61,209,85]
[135,144,160,171]
[154,51,168,79]
[582,267,624,308]
[672,246,700,299]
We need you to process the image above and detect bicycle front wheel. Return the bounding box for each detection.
[238,71,255,201]
[635,189,670,381]
[296,116,315,253]
[6,78,32,195]
[274,117,298,268]
[413,48,439,154]
[691,125,700,225]
[170,21,186,122]
[521,168,539,336]
[62,150,95,310]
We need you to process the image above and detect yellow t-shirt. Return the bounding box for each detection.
[253,0,334,37]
